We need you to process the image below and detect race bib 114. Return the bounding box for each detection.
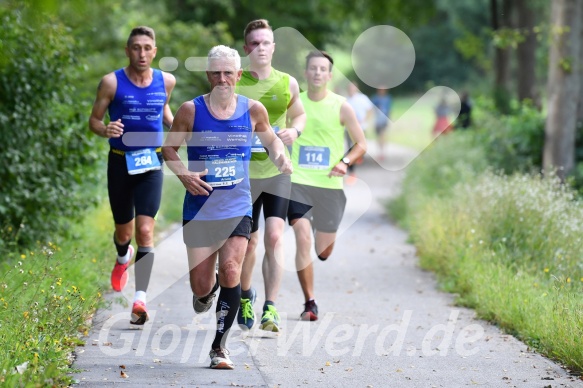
[298,146,330,170]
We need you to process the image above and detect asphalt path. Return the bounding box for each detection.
[72,144,582,387]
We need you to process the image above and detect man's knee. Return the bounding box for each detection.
[219,260,241,286]
[114,221,134,244]
[246,232,259,254]
[191,273,215,297]
[135,221,155,245]
[264,228,283,251]
[115,231,132,245]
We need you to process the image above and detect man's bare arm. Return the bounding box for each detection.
[88,73,124,138]
[162,72,177,128]
[277,76,306,146]
[250,100,292,175]
[328,102,368,177]
[162,101,213,196]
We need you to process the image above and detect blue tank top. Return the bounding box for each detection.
[108,68,166,151]
[183,95,253,221]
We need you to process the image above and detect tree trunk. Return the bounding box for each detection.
[543,0,583,180]
[578,18,583,124]
[515,0,538,105]
[492,0,513,113]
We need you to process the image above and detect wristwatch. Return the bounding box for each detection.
[293,126,301,138]
[341,157,351,166]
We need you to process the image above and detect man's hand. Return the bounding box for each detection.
[276,127,299,146]
[104,119,124,138]
[328,162,347,178]
[275,154,293,175]
[178,169,213,196]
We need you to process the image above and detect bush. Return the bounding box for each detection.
[0,8,102,250]
[473,99,545,174]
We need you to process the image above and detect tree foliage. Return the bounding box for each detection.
[155,21,234,105]
[0,6,101,249]
[166,0,435,48]
[0,0,565,252]
[166,0,345,48]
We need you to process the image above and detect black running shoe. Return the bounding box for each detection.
[300,299,318,321]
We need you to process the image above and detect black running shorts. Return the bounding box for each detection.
[107,150,163,225]
[287,183,346,233]
[250,174,291,233]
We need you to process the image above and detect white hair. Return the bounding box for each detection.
[207,45,241,70]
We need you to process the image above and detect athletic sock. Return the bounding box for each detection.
[212,284,241,350]
[263,300,274,311]
[134,290,147,304]
[241,288,253,299]
[135,246,154,292]
[113,232,131,263]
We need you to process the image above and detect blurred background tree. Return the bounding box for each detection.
[1,0,582,252]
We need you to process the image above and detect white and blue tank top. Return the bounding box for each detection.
[183,95,253,221]
[108,68,166,151]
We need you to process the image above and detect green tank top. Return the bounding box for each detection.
[291,91,346,189]
[236,67,291,179]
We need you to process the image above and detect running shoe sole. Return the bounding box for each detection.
[300,311,318,321]
[130,301,149,325]
[209,348,234,369]
[111,245,134,292]
[260,320,280,332]
[210,360,234,370]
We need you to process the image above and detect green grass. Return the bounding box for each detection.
[359,93,456,151]
[0,167,187,386]
[385,95,435,150]
[390,132,583,374]
[0,201,112,386]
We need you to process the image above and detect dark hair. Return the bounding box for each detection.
[127,26,156,47]
[243,19,272,43]
[305,50,334,71]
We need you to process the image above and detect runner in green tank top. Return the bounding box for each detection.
[237,67,290,177]
[287,50,367,321]
[235,19,306,332]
